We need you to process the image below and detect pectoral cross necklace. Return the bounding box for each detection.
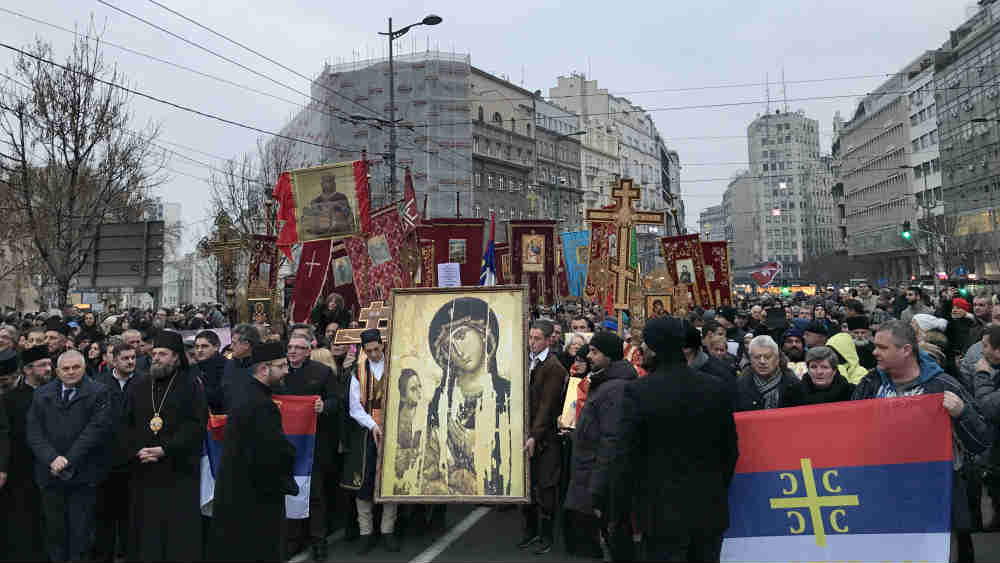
[149,373,178,435]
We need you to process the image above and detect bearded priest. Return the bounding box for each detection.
[122,330,208,561]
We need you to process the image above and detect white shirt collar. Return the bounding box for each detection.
[531,347,549,364]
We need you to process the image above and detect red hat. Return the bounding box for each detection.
[953,297,971,313]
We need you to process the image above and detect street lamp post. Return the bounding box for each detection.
[900,164,939,293]
[553,130,585,227]
[377,14,442,204]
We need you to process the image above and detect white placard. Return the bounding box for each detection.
[437,263,462,287]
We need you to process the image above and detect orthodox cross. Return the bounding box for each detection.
[584,179,665,334]
[198,212,243,307]
[333,300,391,345]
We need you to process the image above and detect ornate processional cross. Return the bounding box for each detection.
[584,179,665,318]
[333,300,391,345]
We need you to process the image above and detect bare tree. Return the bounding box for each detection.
[915,214,995,279]
[0,31,165,305]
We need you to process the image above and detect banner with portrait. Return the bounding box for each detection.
[415,219,486,288]
[287,162,363,243]
[701,240,733,307]
[247,235,278,301]
[659,234,713,308]
[377,286,529,504]
[508,221,557,306]
[585,222,616,313]
[344,204,415,307]
[560,230,590,298]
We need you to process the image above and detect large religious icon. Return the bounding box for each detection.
[448,239,467,264]
[332,256,353,287]
[377,286,529,504]
[522,234,545,273]
[289,162,360,242]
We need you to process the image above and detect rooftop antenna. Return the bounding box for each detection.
[782,66,789,113]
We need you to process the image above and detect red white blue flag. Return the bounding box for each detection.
[722,394,952,562]
[200,394,318,519]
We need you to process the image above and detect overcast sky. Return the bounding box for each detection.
[0,0,973,252]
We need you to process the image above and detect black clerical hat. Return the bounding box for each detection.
[21,346,49,367]
[251,342,285,364]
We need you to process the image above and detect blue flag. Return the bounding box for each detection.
[560,230,590,297]
[479,214,496,286]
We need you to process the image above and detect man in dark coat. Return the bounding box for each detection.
[0,347,52,560]
[220,324,260,413]
[194,330,226,413]
[605,317,739,562]
[520,320,569,555]
[26,350,113,562]
[91,342,139,562]
[734,335,806,411]
[281,333,335,560]
[122,330,207,561]
[210,342,297,562]
[564,332,636,559]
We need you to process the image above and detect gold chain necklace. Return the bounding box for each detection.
[149,372,178,435]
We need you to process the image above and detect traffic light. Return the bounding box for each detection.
[901,221,912,240]
[781,286,791,295]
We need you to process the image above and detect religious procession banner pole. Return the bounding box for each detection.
[584,178,665,336]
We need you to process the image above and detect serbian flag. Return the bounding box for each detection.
[721,394,952,562]
[479,214,497,287]
[200,395,319,519]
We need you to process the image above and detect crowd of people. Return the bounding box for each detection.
[1,281,999,561]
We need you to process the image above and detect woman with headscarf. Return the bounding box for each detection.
[421,297,511,497]
[825,333,870,385]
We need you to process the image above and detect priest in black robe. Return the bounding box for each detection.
[0,347,52,561]
[210,342,297,561]
[122,331,207,561]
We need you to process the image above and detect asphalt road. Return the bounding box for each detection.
[298,506,1000,563]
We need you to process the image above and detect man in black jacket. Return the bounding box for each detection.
[26,350,113,562]
[734,335,806,411]
[91,342,139,562]
[194,330,226,413]
[210,342,296,561]
[221,324,260,412]
[0,346,52,560]
[606,317,738,562]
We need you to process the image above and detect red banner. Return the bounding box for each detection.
[319,241,360,321]
[584,222,615,307]
[290,240,333,323]
[701,240,733,307]
[751,261,783,287]
[415,218,486,287]
[659,234,713,308]
[495,242,510,285]
[508,221,558,306]
[344,204,414,306]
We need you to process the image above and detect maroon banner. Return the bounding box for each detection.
[415,218,486,287]
[584,222,615,309]
[659,234,713,309]
[344,204,414,307]
[701,240,733,307]
[495,242,510,285]
[247,235,278,300]
[319,241,360,320]
[508,220,558,306]
[290,240,333,323]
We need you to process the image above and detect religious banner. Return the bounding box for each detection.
[247,235,278,301]
[556,245,570,299]
[495,242,510,285]
[508,220,558,306]
[722,394,951,562]
[318,242,360,321]
[660,234,713,308]
[701,240,733,307]
[584,222,615,310]
[290,239,333,324]
[560,230,590,298]
[417,239,437,287]
[287,160,367,243]
[415,218,486,288]
[376,286,529,503]
[344,204,415,307]
[201,395,319,519]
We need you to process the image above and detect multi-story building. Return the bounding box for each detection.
[724,171,755,269]
[699,204,726,242]
[832,53,939,281]
[746,109,827,278]
[934,1,1000,274]
[534,97,584,231]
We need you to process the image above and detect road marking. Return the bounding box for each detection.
[409,506,493,563]
[289,529,344,562]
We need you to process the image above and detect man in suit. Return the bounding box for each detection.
[220,324,260,413]
[520,320,569,555]
[91,342,139,562]
[26,349,113,562]
[605,317,738,562]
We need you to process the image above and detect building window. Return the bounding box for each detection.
[487,174,495,189]
[478,106,484,121]
[474,172,482,187]
[493,112,502,124]
[474,204,481,218]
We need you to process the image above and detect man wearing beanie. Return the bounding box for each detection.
[603,317,738,561]
[564,331,636,559]
[122,330,207,561]
[847,316,876,370]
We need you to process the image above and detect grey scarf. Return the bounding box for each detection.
[753,371,782,409]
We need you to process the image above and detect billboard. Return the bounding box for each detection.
[79,221,165,292]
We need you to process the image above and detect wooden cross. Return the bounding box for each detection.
[585,179,665,331]
[333,300,391,345]
[198,212,243,305]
